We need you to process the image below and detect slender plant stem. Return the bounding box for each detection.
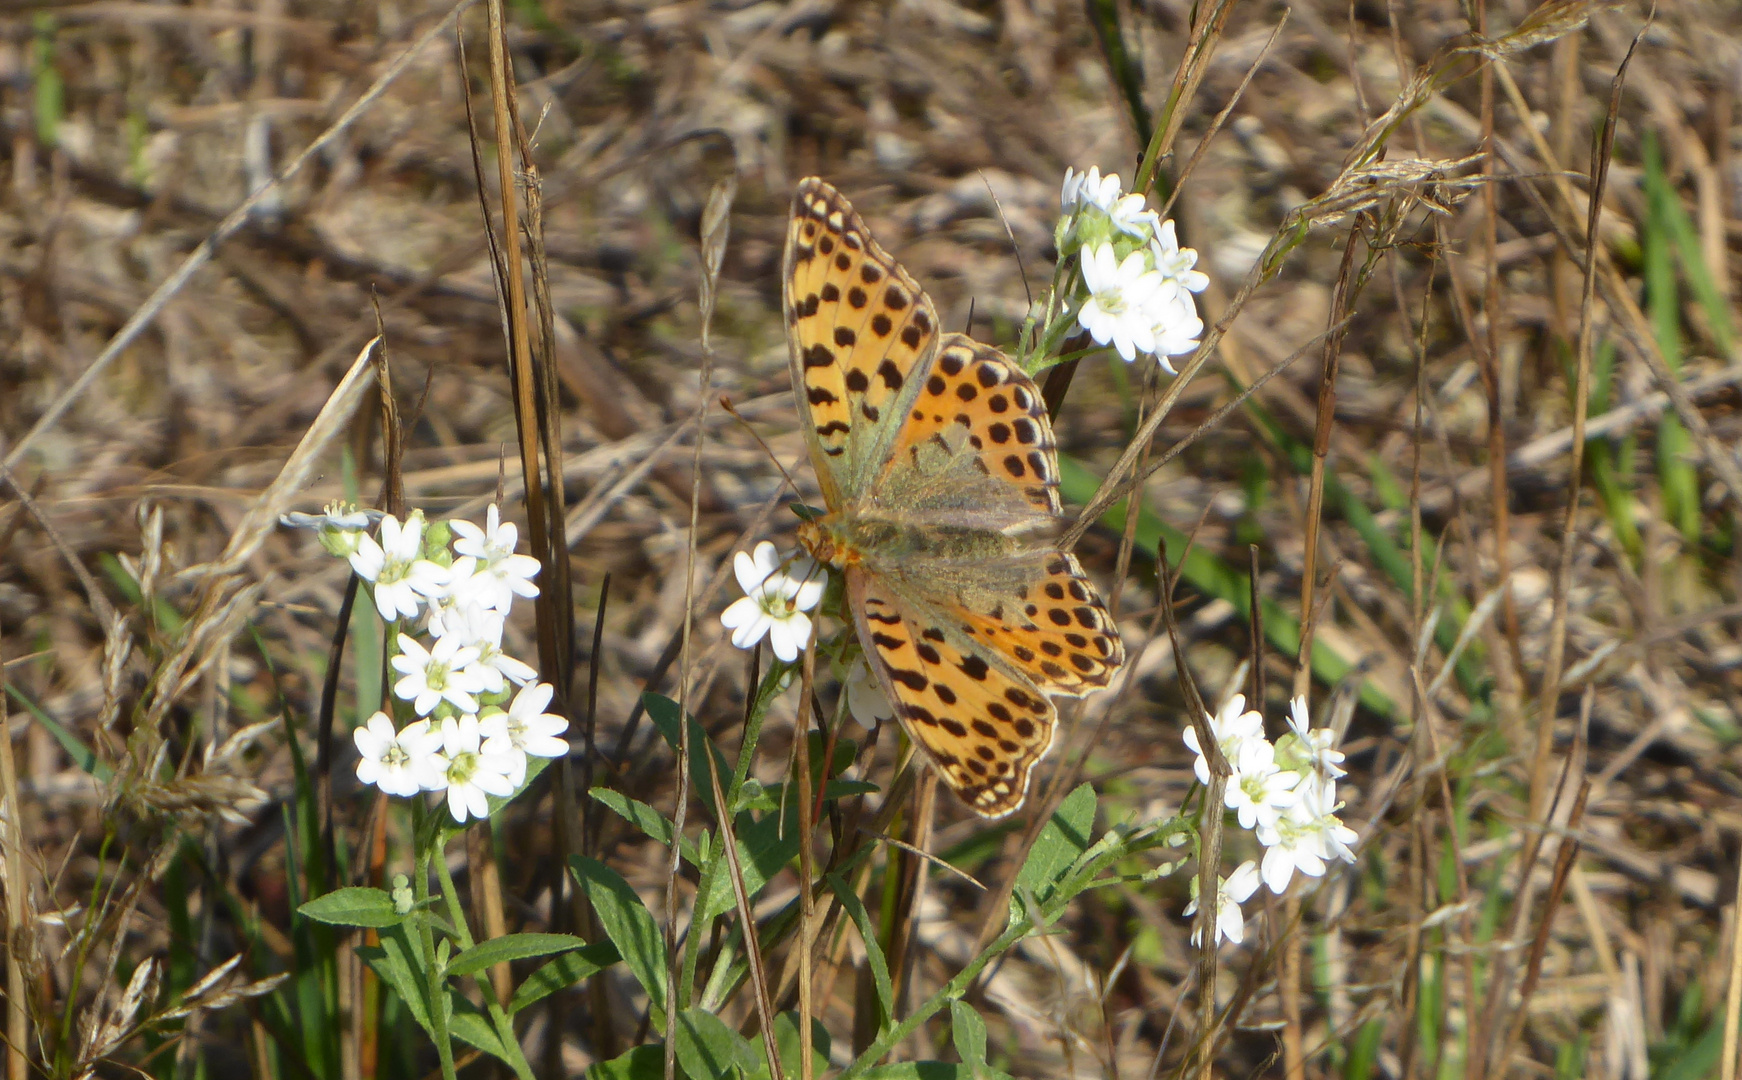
[432,834,538,1080]
[412,803,459,1080]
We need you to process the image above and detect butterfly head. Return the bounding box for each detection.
[797,516,861,571]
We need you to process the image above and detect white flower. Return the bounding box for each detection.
[1145,289,1204,370]
[1182,693,1265,785]
[1255,775,1354,893]
[843,655,894,729]
[1077,244,1166,362]
[391,633,490,717]
[423,714,519,823]
[1107,192,1160,240]
[1297,773,1359,863]
[1062,166,1123,212]
[282,501,380,557]
[1224,737,1300,831]
[719,541,825,663]
[349,512,448,622]
[481,682,569,788]
[449,506,542,613]
[1149,220,1210,293]
[353,713,440,798]
[1183,861,1261,946]
[433,603,537,693]
[1284,695,1348,780]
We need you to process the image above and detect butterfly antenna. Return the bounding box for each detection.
[719,394,804,498]
[978,169,1033,313]
[964,297,976,336]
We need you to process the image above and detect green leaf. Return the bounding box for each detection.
[449,995,512,1061]
[673,1007,757,1080]
[855,1065,972,1080]
[826,873,892,1032]
[592,788,702,864]
[950,1000,988,1074]
[356,926,433,1033]
[298,887,402,928]
[644,692,734,802]
[448,932,588,977]
[570,856,668,1020]
[697,807,801,923]
[585,1045,665,1080]
[508,942,622,1015]
[1014,783,1096,905]
[748,1012,830,1080]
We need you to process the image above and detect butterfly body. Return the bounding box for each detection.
[784,178,1125,817]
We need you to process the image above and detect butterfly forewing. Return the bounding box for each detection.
[848,569,1056,818]
[784,178,942,507]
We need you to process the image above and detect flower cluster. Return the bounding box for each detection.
[1057,167,1207,372]
[284,502,568,823]
[1185,694,1357,945]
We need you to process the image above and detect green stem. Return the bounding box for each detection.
[432,829,538,1080]
[679,657,789,1008]
[412,803,459,1080]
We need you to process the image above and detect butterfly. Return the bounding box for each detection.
[783,177,1126,818]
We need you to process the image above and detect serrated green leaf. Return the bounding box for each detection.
[585,1045,665,1080]
[298,887,402,928]
[448,932,587,977]
[508,942,622,1015]
[950,1000,987,1074]
[570,856,668,1019]
[674,1007,757,1080]
[1014,783,1096,904]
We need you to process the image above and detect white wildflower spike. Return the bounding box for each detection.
[480,682,569,788]
[1077,244,1166,362]
[720,541,825,663]
[391,633,490,717]
[1183,861,1261,947]
[353,714,440,798]
[423,714,519,824]
[349,512,448,622]
[449,505,542,614]
[1182,693,1265,786]
[1224,737,1300,832]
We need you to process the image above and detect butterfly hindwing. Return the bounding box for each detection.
[848,568,1057,819]
[784,178,942,506]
